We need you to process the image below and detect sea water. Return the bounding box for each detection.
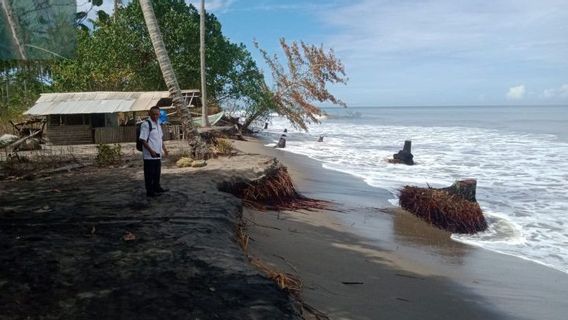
[260,105,568,274]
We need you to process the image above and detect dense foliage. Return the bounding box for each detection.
[53,0,265,104]
[2,0,266,123]
[1,0,347,133]
[0,60,52,121]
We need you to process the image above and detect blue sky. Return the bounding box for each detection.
[83,0,568,107]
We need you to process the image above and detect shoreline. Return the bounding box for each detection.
[235,137,568,320]
[2,138,567,319]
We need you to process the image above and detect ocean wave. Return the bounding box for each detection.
[266,114,568,274]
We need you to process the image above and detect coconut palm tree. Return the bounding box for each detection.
[138,0,207,157]
[1,0,27,60]
[200,0,209,127]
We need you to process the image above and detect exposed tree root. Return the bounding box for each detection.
[399,186,488,234]
[220,164,331,212]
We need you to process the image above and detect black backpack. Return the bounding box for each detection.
[135,119,153,152]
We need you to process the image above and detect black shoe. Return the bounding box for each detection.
[155,187,169,193]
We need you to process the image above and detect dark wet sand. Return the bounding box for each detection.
[236,138,568,320]
[0,149,301,320]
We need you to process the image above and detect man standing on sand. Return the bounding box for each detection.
[139,106,169,197]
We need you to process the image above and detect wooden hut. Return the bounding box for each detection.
[24,90,201,145]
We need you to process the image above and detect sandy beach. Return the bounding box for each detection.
[0,143,301,319]
[235,138,568,320]
[1,138,568,320]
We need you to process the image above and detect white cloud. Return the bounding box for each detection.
[543,84,568,99]
[321,0,568,62]
[506,85,526,100]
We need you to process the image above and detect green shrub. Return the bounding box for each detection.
[95,144,122,167]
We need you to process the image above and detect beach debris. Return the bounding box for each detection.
[250,257,303,298]
[214,138,233,156]
[273,254,299,273]
[341,281,364,285]
[122,231,136,241]
[440,179,477,202]
[176,157,193,168]
[236,222,250,252]
[191,160,207,168]
[389,140,414,165]
[0,134,19,148]
[275,129,287,148]
[398,179,487,234]
[219,161,330,211]
[317,135,324,142]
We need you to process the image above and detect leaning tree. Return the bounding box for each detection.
[246,38,348,131]
[138,0,208,157]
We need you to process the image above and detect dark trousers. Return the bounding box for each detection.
[143,159,161,194]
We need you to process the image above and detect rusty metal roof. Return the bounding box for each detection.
[24,90,200,115]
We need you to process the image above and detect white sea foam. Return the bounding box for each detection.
[264,112,568,274]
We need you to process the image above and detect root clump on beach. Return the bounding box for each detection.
[220,163,329,212]
[399,183,488,234]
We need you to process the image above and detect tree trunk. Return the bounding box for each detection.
[114,0,120,22]
[441,179,477,202]
[200,0,209,127]
[392,140,414,165]
[241,109,265,132]
[403,140,411,153]
[139,0,206,157]
[1,0,27,60]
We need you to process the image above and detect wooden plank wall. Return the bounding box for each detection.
[46,125,183,145]
[94,127,137,144]
[166,125,182,140]
[47,125,92,145]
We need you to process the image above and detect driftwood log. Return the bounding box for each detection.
[399,179,487,234]
[391,140,414,165]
